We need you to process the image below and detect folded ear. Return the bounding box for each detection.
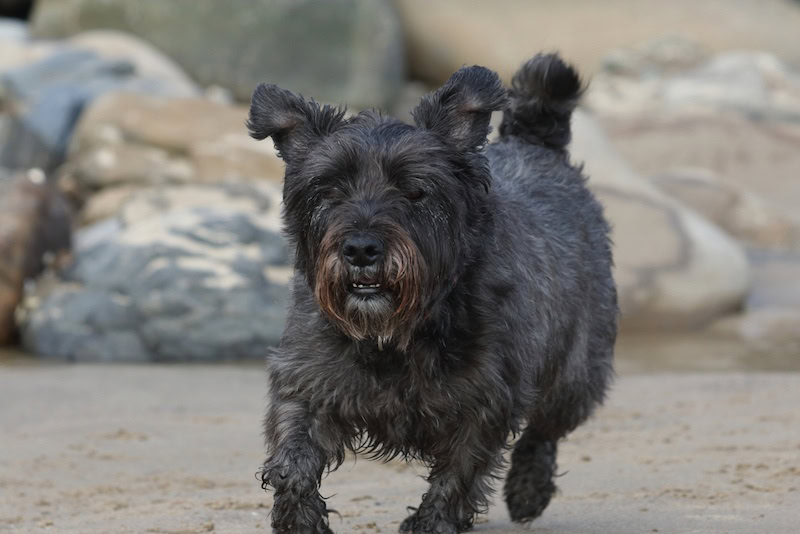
[247,83,346,163]
[412,66,507,152]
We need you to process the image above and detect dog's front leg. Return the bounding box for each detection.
[261,397,333,534]
[401,435,505,534]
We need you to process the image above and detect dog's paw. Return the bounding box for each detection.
[505,474,555,523]
[272,525,333,534]
[399,507,472,534]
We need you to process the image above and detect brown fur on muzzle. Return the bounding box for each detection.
[314,223,427,349]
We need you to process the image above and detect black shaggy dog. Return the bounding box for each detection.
[247,53,617,534]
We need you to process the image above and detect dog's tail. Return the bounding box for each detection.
[498,53,583,149]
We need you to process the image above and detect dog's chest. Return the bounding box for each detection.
[335,363,472,453]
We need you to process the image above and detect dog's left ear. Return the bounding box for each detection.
[247,83,346,163]
[412,66,507,152]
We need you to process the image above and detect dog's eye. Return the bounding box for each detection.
[406,190,424,202]
[321,188,338,201]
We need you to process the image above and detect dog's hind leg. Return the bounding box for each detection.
[503,427,558,523]
[505,357,612,524]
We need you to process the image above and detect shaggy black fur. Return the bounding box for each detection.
[248,52,617,534]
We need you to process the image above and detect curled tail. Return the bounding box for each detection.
[498,53,583,149]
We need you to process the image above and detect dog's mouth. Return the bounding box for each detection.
[349,277,383,297]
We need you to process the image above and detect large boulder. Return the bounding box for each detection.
[587,49,800,218]
[29,0,406,108]
[704,249,800,364]
[570,111,751,331]
[649,168,800,249]
[0,33,198,173]
[68,30,198,97]
[17,182,291,361]
[394,0,800,85]
[587,49,800,121]
[58,92,284,214]
[0,170,71,344]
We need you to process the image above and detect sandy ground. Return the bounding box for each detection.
[1,364,798,534]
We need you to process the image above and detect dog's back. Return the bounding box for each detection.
[485,54,617,435]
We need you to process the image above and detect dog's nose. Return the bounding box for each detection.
[342,234,384,267]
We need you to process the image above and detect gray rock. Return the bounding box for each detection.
[19,285,150,362]
[30,0,406,108]
[0,37,198,173]
[18,182,291,361]
[0,17,28,41]
[0,49,110,171]
[68,30,199,97]
[746,248,800,310]
[0,34,55,73]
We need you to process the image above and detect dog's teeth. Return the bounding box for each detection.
[352,282,380,290]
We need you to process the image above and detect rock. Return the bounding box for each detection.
[78,184,144,226]
[30,0,406,108]
[17,182,291,361]
[394,0,800,84]
[592,111,800,216]
[68,30,198,97]
[650,167,800,249]
[708,308,800,358]
[0,170,72,344]
[0,37,56,73]
[662,52,800,120]
[570,111,751,331]
[0,41,199,173]
[700,248,800,363]
[587,49,800,216]
[0,112,57,171]
[61,92,284,206]
[601,36,709,77]
[746,248,800,310]
[0,17,28,40]
[61,143,194,201]
[590,50,800,120]
[0,49,104,171]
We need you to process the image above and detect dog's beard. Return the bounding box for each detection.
[314,224,426,351]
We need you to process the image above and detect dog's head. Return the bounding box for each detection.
[248,67,506,349]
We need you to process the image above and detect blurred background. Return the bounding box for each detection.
[1,0,800,368]
[1,1,798,532]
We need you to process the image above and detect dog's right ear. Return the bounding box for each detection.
[247,83,346,163]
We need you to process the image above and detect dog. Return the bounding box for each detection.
[247,53,617,534]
